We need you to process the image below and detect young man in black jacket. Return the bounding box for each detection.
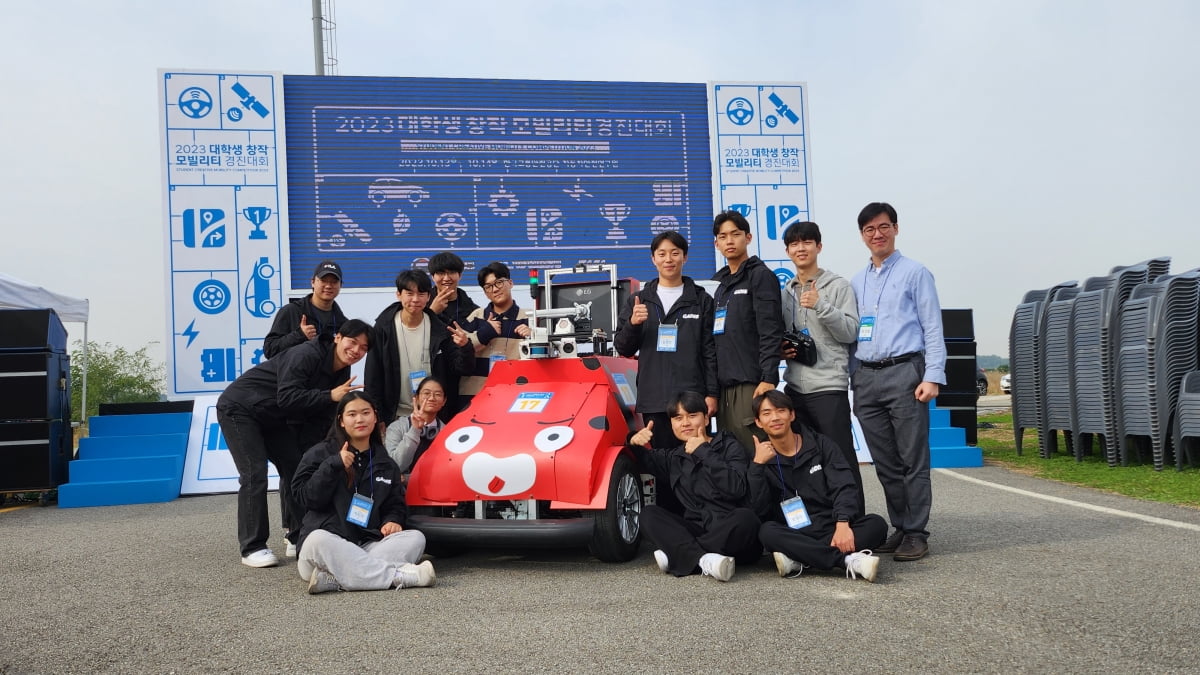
[748,390,886,582]
[364,269,473,425]
[614,230,718,451]
[292,391,434,593]
[263,260,348,359]
[711,210,785,452]
[427,251,480,328]
[216,319,373,568]
[629,391,760,582]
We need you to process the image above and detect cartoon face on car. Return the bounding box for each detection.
[410,381,620,504]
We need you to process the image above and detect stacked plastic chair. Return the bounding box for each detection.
[1009,282,1074,454]
[1009,295,1043,455]
[1172,371,1200,470]
[1097,264,1154,465]
[1037,286,1080,458]
[1068,277,1116,461]
[1115,281,1167,466]
[1150,270,1200,469]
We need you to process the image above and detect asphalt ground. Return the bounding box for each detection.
[2,463,1199,674]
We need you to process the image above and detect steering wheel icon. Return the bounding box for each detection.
[726,97,754,126]
[178,87,213,119]
[194,280,231,315]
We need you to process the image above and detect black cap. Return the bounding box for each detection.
[313,260,343,282]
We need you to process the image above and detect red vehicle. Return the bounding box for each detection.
[406,266,647,561]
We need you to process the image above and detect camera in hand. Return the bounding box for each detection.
[783,330,818,366]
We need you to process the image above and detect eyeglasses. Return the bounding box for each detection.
[482,279,511,292]
[861,223,895,236]
[418,390,446,399]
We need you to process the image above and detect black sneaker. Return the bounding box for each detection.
[874,529,905,554]
[893,535,929,561]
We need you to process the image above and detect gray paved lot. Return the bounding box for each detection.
[2,464,1198,673]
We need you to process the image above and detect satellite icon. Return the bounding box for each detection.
[230,82,270,118]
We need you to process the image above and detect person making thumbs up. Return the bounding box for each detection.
[627,391,760,581]
[264,260,348,359]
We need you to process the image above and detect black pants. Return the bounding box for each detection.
[786,387,865,514]
[640,505,761,576]
[216,404,303,557]
[759,514,888,571]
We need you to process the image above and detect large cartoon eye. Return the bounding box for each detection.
[446,426,484,454]
[534,426,574,453]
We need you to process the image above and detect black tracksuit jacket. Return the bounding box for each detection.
[263,294,347,359]
[292,438,407,552]
[613,277,718,413]
[747,426,861,530]
[711,256,785,387]
[630,430,752,529]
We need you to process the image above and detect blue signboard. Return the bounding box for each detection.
[283,76,715,287]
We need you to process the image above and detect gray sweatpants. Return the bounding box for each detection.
[297,528,426,590]
[851,355,932,539]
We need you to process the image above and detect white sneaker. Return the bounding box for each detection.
[698,553,735,582]
[844,550,879,582]
[395,560,437,588]
[653,550,670,573]
[773,551,806,578]
[240,548,279,568]
[307,567,340,594]
[285,540,298,558]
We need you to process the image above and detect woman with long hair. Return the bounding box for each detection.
[290,390,435,594]
[384,375,447,475]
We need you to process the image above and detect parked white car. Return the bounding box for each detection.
[1000,373,1012,394]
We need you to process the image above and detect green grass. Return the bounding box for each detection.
[975,411,1200,509]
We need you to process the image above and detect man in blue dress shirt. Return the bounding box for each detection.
[849,202,945,562]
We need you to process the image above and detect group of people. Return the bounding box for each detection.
[617,203,945,582]
[215,253,533,593]
[214,200,945,593]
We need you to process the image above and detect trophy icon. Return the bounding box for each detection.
[600,203,631,241]
[242,206,272,240]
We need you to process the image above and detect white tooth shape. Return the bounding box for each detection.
[462,452,537,496]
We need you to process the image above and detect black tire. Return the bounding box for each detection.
[976,379,988,396]
[588,454,642,562]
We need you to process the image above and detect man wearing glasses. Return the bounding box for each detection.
[849,202,945,562]
[427,251,480,327]
[459,262,532,409]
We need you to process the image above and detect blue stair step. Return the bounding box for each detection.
[87,412,191,438]
[59,478,181,508]
[929,426,966,446]
[68,455,184,483]
[59,411,194,508]
[930,445,984,468]
[77,434,189,460]
[929,407,952,426]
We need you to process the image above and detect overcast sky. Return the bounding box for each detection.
[3,0,1198,361]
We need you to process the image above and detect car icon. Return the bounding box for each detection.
[368,179,429,206]
[244,257,277,318]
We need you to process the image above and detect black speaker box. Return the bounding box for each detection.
[941,309,975,341]
[0,420,70,491]
[0,309,68,353]
[0,352,70,421]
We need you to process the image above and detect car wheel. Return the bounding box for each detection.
[589,454,642,562]
[977,379,988,396]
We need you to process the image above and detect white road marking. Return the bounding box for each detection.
[937,468,1200,532]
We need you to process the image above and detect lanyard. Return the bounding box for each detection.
[353,448,375,498]
[772,434,802,497]
[859,260,897,315]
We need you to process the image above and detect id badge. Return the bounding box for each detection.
[713,307,727,335]
[489,354,506,373]
[409,369,427,394]
[347,493,374,527]
[858,316,875,342]
[781,496,812,529]
[657,324,678,352]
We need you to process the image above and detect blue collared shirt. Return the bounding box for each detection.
[850,250,946,384]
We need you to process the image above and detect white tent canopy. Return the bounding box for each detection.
[0,272,90,423]
[0,273,90,322]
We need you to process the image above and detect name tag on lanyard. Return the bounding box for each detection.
[858,316,875,342]
[657,324,678,352]
[781,495,812,529]
[713,307,727,335]
[347,493,374,527]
